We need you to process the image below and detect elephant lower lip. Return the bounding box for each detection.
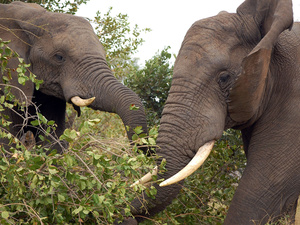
[72,104,81,117]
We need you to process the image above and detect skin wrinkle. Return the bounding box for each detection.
[241,94,300,222]
[166,86,215,126]
[74,58,110,84]
[158,115,195,159]
[74,59,108,77]
[70,54,112,93]
[232,166,296,224]
[161,103,221,160]
[245,143,299,215]
[30,48,66,99]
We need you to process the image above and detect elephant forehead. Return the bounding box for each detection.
[49,28,106,57]
[46,14,101,45]
[175,18,245,74]
[175,42,230,74]
[180,14,241,56]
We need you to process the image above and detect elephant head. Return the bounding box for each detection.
[126,0,300,224]
[0,2,147,151]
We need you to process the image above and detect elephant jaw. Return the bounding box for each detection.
[131,140,215,187]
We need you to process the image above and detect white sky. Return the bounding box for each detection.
[76,0,300,65]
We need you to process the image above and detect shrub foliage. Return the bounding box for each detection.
[125,47,173,126]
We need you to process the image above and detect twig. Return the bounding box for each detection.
[22,201,44,225]
[71,151,108,191]
[55,174,80,200]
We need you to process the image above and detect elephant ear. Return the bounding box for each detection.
[228,0,293,122]
[0,2,45,104]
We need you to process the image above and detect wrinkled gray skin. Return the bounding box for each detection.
[121,0,300,224]
[0,2,147,152]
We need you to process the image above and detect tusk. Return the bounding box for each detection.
[160,140,215,187]
[71,96,95,107]
[130,166,158,187]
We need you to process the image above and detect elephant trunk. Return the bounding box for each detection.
[62,55,148,142]
[129,125,214,220]
[87,63,148,141]
[129,79,226,220]
[92,80,148,141]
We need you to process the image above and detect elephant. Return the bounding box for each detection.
[121,0,300,224]
[0,2,147,152]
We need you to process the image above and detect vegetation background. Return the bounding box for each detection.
[1,0,291,224]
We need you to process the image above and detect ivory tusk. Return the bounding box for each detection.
[71,96,95,107]
[159,140,215,187]
[130,166,158,187]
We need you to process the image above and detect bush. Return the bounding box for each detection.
[0,125,160,224]
[124,47,173,126]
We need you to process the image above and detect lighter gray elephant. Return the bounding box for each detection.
[123,0,300,224]
[0,2,147,152]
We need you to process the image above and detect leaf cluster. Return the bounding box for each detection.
[124,47,173,126]
[0,130,160,224]
[92,7,151,79]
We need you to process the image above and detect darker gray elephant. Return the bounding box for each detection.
[0,2,147,152]
[124,0,300,224]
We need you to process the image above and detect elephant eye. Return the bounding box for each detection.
[218,72,232,91]
[219,73,230,83]
[54,53,65,63]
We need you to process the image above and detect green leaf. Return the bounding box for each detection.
[1,211,9,219]
[98,195,105,204]
[129,104,139,111]
[49,166,59,175]
[47,120,55,126]
[30,175,38,189]
[4,48,11,56]
[30,120,39,126]
[83,209,90,215]
[131,134,139,141]
[58,194,65,202]
[73,206,83,215]
[133,126,143,135]
[18,77,26,85]
[92,194,100,204]
[148,137,156,145]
